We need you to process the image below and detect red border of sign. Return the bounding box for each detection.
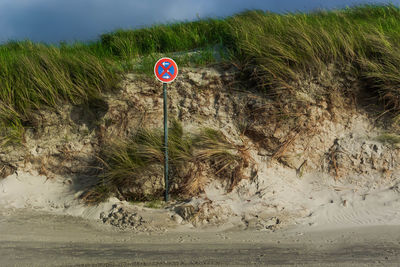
[154,57,178,83]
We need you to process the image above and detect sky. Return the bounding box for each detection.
[0,0,399,44]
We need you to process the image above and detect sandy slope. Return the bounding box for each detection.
[2,162,400,230]
[0,171,117,220]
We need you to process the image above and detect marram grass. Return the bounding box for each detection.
[231,5,400,92]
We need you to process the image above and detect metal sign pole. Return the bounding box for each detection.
[155,57,177,202]
[163,82,169,202]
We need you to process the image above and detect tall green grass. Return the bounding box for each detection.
[0,41,119,144]
[231,5,400,112]
[99,19,231,58]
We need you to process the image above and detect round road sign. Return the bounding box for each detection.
[154,57,178,83]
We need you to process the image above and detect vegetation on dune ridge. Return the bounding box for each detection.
[2,4,400,145]
[232,5,400,107]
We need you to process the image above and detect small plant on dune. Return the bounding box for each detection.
[95,120,187,202]
[144,200,165,209]
[80,182,114,204]
[100,128,163,199]
[0,119,24,147]
[376,133,400,145]
[89,120,248,203]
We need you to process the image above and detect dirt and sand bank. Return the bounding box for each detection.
[1,67,400,265]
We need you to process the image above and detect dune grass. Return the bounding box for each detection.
[99,19,231,58]
[2,4,400,146]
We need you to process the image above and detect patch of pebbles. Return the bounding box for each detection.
[100,204,144,229]
[243,216,281,231]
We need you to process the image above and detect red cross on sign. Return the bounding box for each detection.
[154,57,178,83]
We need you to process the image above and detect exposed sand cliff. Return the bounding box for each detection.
[1,66,400,232]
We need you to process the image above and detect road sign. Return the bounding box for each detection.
[154,57,179,202]
[154,57,178,83]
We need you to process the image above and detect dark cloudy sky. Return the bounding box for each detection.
[0,0,399,44]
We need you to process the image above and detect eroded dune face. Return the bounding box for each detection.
[1,66,400,231]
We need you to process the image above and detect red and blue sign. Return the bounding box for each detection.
[154,57,178,83]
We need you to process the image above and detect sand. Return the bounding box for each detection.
[1,208,399,266]
[0,171,119,220]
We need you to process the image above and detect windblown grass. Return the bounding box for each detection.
[2,4,400,146]
[194,128,239,174]
[231,5,400,112]
[0,41,119,143]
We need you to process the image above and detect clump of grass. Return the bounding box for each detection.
[194,128,239,174]
[80,182,113,204]
[0,103,24,146]
[92,120,246,202]
[0,119,24,147]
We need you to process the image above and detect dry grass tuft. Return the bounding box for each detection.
[86,121,250,203]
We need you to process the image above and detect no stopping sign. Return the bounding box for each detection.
[154,57,178,83]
